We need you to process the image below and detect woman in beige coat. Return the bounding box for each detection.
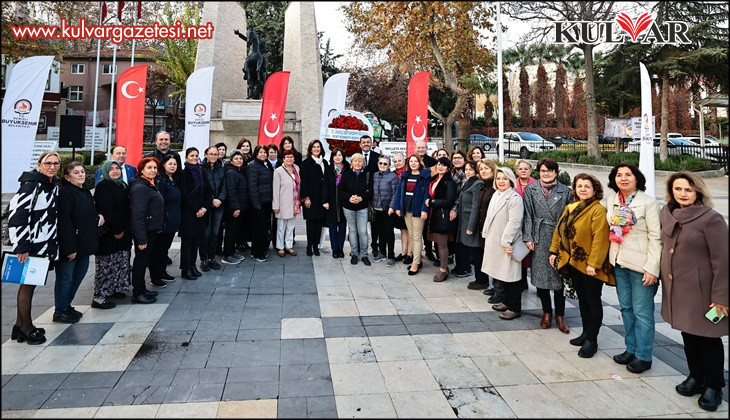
[605,164,662,374]
[272,150,301,257]
[481,167,524,320]
[660,172,728,412]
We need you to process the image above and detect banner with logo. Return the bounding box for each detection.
[257,71,290,147]
[1,56,55,193]
[115,64,148,167]
[322,110,374,157]
[319,73,350,155]
[406,72,430,157]
[184,66,215,154]
[639,62,655,197]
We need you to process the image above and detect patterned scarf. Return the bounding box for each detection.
[557,197,596,256]
[285,165,301,216]
[186,162,203,193]
[609,191,637,244]
[334,163,344,186]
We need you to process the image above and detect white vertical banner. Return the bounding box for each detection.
[319,73,350,156]
[639,63,655,197]
[1,56,55,193]
[184,66,215,154]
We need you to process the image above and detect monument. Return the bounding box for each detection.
[198,1,323,150]
[234,27,268,100]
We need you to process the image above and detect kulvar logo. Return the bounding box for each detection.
[553,13,691,45]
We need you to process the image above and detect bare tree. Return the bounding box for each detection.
[504,2,642,163]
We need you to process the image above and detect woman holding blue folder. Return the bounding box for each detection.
[7,151,62,345]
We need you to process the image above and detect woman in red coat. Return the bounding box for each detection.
[660,171,728,412]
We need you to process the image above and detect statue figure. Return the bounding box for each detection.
[234,28,267,100]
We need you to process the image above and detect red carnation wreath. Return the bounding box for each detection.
[326,115,370,157]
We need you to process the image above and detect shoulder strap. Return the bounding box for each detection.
[27,184,42,243]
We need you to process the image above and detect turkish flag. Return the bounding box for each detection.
[118,1,125,21]
[257,71,290,147]
[137,1,142,19]
[100,1,107,23]
[115,65,148,167]
[406,72,430,157]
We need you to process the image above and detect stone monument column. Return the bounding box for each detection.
[195,2,247,120]
[282,2,323,152]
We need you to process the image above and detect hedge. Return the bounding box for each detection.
[531,150,721,172]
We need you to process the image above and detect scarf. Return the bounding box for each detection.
[186,162,203,193]
[395,165,405,178]
[284,165,301,216]
[312,155,325,174]
[101,159,127,188]
[141,174,156,187]
[452,169,466,188]
[515,177,536,197]
[609,191,637,244]
[540,179,557,198]
[557,198,596,256]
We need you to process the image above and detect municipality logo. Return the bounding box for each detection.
[14,99,32,116]
[194,103,206,117]
[554,12,691,45]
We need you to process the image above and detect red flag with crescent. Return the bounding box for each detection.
[115,65,148,166]
[406,72,430,157]
[257,71,290,147]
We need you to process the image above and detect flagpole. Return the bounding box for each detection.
[497,1,504,164]
[107,9,119,159]
[90,1,104,165]
[130,2,137,66]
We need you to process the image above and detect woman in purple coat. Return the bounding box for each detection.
[660,171,728,412]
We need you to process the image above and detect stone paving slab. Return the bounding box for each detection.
[2,211,729,418]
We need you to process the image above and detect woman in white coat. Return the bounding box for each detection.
[272,150,301,257]
[481,167,525,320]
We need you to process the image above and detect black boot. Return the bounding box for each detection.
[306,245,314,256]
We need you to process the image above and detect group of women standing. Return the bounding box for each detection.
[5,140,727,413]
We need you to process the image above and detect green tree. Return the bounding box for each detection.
[240,1,288,74]
[141,2,201,140]
[319,32,342,84]
[1,2,65,63]
[343,2,496,151]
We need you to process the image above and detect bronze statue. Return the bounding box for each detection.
[234,28,267,100]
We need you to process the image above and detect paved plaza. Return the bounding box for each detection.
[1,167,728,418]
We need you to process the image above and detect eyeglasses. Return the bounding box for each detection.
[539,169,555,174]
[43,162,61,167]
[378,162,389,166]
[517,167,530,171]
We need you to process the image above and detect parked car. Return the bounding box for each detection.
[499,132,556,159]
[683,136,720,146]
[601,136,632,144]
[654,132,682,141]
[548,136,583,146]
[469,134,496,151]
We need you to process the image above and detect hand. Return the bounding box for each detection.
[388,208,394,215]
[710,302,729,318]
[114,231,124,239]
[138,243,147,250]
[420,211,428,220]
[504,246,513,255]
[16,252,29,264]
[196,208,206,218]
[549,255,556,267]
[466,230,473,235]
[323,203,330,210]
[449,210,457,221]
[526,241,534,251]
[212,199,222,208]
[98,214,105,226]
[425,199,430,207]
[233,210,241,218]
[67,252,77,260]
[642,272,658,286]
[273,209,280,214]
[396,210,401,217]
[304,198,311,208]
[586,265,597,276]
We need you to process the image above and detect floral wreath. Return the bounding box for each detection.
[326,115,370,157]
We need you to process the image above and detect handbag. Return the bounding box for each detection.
[510,240,530,262]
[552,255,578,299]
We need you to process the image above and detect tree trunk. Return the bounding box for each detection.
[457,115,470,151]
[582,44,602,164]
[660,72,669,162]
[151,101,157,143]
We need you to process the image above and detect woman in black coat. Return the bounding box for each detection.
[222,150,249,264]
[248,144,274,262]
[156,154,181,282]
[93,160,132,309]
[129,157,165,303]
[425,157,458,282]
[55,161,101,323]
[300,140,329,256]
[178,147,212,279]
[324,148,349,258]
